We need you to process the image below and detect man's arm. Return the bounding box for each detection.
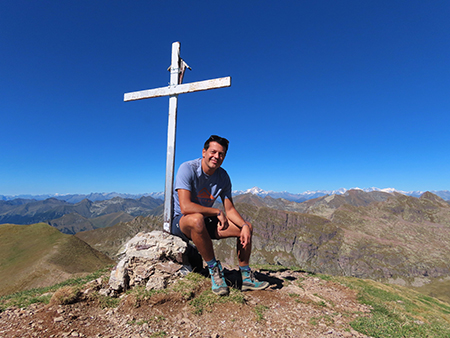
[223,197,252,248]
[223,198,248,228]
[177,189,221,217]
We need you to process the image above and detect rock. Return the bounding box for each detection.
[109,258,129,291]
[146,271,168,291]
[107,230,201,294]
[98,288,112,297]
[156,261,183,274]
[53,316,64,323]
[116,230,188,262]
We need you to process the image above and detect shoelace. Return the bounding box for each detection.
[212,266,225,285]
[243,269,255,282]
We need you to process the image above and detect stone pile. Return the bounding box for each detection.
[103,230,202,296]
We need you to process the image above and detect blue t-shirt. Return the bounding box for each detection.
[173,158,232,217]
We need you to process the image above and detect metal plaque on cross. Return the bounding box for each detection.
[124,41,232,233]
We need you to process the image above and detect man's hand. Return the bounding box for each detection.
[217,211,229,231]
[240,224,251,249]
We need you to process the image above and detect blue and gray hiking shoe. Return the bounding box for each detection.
[209,261,229,296]
[241,269,269,291]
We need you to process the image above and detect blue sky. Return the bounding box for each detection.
[1,1,449,196]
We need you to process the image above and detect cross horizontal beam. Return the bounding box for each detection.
[124,76,231,102]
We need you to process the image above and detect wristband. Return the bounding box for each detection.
[217,211,221,217]
[242,223,249,228]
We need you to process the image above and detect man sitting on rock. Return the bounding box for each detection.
[171,135,269,296]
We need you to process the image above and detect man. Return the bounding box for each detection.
[172,135,269,296]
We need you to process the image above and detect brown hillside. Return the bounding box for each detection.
[0,223,113,296]
[75,215,162,258]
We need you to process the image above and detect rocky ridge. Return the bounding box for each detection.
[75,191,450,290]
[215,191,450,286]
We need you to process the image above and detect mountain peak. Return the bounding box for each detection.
[245,187,268,195]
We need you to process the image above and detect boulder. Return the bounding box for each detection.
[106,230,202,295]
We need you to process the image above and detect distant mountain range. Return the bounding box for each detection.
[1,187,449,236]
[1,187,449,203]
[0,196,163,234]
[0,192,165,203]
[233,187,450,202]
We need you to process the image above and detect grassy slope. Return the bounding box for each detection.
[412,278,450,305]
[0,223,113,296]
[330,274,450,337]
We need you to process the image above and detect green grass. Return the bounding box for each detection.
[333,276,450,338]
[253,304,269,322]
[309,314,335,327]
[315,273,334,281]
[125,284,168,303]
[124,271,207,306]
[171,270,206,300]
[0,266,111,311]
[178,273,246,315]
[412,278,450,305]
[96,294,121,308]
[189,287,245,315]
[122,271,245,315]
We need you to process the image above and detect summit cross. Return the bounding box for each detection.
[124,41,231,233]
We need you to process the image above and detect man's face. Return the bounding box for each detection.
[202,141,226,173]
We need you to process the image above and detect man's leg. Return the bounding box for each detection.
[217,220,269,291]
[179,213,215,261]
[236,234,251,266]
[179,214,229,296]
[216,219,252,266]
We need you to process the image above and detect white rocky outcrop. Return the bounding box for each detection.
[105,230,201,296]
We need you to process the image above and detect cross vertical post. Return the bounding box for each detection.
[164,42,181,233]
[124,41,231,233]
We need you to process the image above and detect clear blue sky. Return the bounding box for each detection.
[2,1,449,196]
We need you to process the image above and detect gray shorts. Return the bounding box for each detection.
[171,214,219,242]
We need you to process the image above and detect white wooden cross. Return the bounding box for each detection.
[124,41,231,233]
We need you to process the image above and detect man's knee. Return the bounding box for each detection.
[182,213,207,234]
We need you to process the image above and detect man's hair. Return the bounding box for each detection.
[204,135,229,153]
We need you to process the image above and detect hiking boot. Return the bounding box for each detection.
[241,269,269,291]
[209,261,229,296]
